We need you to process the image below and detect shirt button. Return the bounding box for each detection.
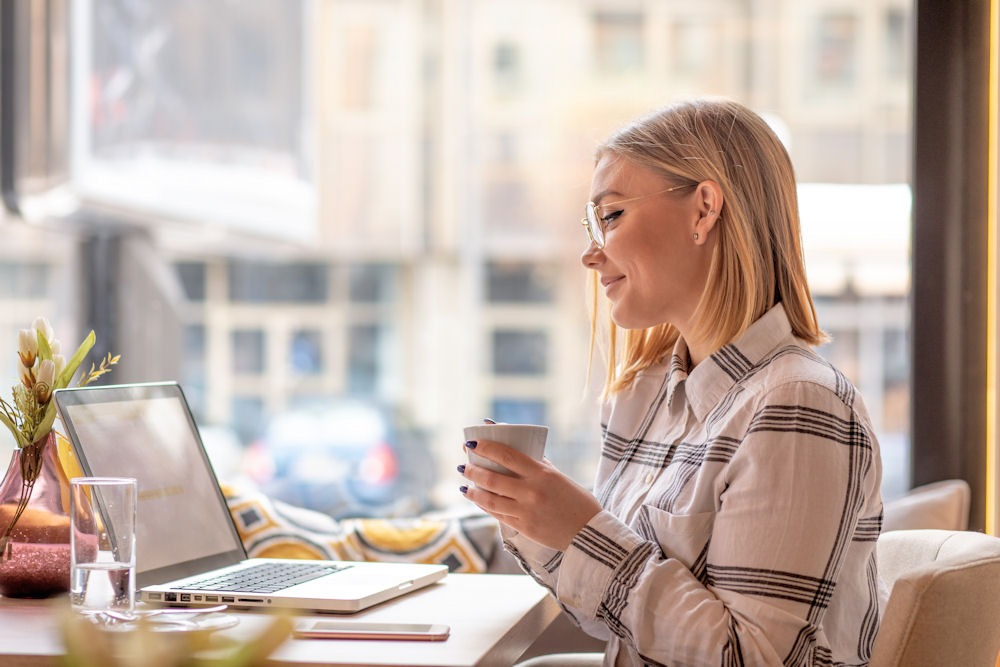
[644,473,655,484]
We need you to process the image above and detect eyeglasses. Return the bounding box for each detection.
[581,183,696,249]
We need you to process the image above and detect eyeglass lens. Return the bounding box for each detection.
[585,202,605,248]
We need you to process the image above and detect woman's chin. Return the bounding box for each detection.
[610,308,655,331]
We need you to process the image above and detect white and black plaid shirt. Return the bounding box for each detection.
[504,304,884,666]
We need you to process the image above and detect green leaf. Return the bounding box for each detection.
[57,330,95,389]
[0,411,28,447]
[32,402,56,443]
[36,329,52,361]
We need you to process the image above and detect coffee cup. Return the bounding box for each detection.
[463,423,548,475]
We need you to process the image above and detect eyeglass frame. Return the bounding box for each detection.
[581,182,697,249]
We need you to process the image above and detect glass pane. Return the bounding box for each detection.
[175,262,206,301]
[76,0,314,237]
[491,398,547,427]
[0,263,50,299]
[349,264,395,303]
[1,0,915,512]
[492,330,548,375]
[228,261,327,303]
[348,324,380,393]
[592,11,644,74]
[289,329,323,376]
[487,262,555,303]
[231,329,265,374]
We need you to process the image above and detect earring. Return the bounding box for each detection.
[693,232,700,241]
[709,210,715,216]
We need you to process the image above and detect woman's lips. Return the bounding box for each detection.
[602,275,624,293]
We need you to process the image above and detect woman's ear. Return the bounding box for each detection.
[692,181,723,245]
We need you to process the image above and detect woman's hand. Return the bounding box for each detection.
[458,438,602,552]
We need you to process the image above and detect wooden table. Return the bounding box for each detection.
[0,573,562,667]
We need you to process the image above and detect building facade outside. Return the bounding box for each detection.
[0,0,912,508]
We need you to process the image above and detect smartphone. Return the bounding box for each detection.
[293,620,451,641]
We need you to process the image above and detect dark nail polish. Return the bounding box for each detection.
[465,440,478,449]
[456,464,466,473]
[483,418,496,424]
[459,485,468,494]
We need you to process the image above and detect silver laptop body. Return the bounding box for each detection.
[54,382,447,613]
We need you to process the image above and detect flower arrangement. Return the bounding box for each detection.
[0,317,119,559]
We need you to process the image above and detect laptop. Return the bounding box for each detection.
[53,381,448,613]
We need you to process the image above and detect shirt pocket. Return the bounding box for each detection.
[640,505,715,570]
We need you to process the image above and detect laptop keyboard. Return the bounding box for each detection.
[175,561,352,594]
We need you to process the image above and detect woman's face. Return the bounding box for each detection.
[581,155,715,333]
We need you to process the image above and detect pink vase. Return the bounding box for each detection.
[0,432,74,598]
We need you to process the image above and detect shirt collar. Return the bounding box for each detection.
[682,303,794,421]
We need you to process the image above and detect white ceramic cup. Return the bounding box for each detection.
[69,477,137,615]
[463,423,548,475]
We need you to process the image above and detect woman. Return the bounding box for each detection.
[459,98,884,666]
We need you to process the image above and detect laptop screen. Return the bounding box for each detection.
[54,382,247,587]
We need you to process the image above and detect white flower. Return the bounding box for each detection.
[34,359,54,403]
[32,317,55,347]
[53,354,66,378]
[17,329,37,368]
[17,360,33,388]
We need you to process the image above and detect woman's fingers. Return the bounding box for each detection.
[463,438,538,475]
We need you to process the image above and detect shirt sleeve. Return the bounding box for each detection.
[521,381,879,665]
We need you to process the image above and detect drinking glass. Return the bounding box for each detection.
[69,477,137,614]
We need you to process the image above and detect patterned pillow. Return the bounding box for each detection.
[221,483,499,573]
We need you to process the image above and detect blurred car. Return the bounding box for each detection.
[248,398,436,519]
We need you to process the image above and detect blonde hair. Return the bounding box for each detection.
[589,98,826,396]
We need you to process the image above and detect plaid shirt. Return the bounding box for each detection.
[504,304,884,666]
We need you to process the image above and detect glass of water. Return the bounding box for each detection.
[70,477,137,615]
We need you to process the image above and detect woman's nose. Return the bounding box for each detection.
[580,242,602,268]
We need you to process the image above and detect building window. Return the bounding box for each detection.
[670,19,714,78]
[491,398,547,426]
[228,261,328,303]
[348,324,381,394]
[232,329,266,374]
[493,40,522,95]
[175,262,206,301]
[492,330,548,375]
[592,11,645,75]
[349,264,396,303]
[487,262,555,303]
[231,395,266,444]
[0,262,50,298]
[181,324,206,420]
[813,12,858,89]
[289,329,323,375]
[884,8,908,82]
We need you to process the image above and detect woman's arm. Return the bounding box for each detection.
[462,381,881,665]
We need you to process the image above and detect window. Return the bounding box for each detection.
[491,398,547,427]
[74,0,314,238]
[592,11,645,74]
[493,41,522,95]
[228,262,328,303]
[812,12,859,89]
[492,330,548,376]
[348,324,381,394]
[487,262,555,303]
[175,262,206,301]
[231,329,266,374]
[1,0,917,516]
[290,330,324,376]
[349,264,395,303]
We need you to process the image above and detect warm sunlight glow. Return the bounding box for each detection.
[986,0,999,535]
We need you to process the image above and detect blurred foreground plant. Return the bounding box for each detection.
[58,608,293,667]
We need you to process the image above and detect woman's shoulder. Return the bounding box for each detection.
[746,341,863,411]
